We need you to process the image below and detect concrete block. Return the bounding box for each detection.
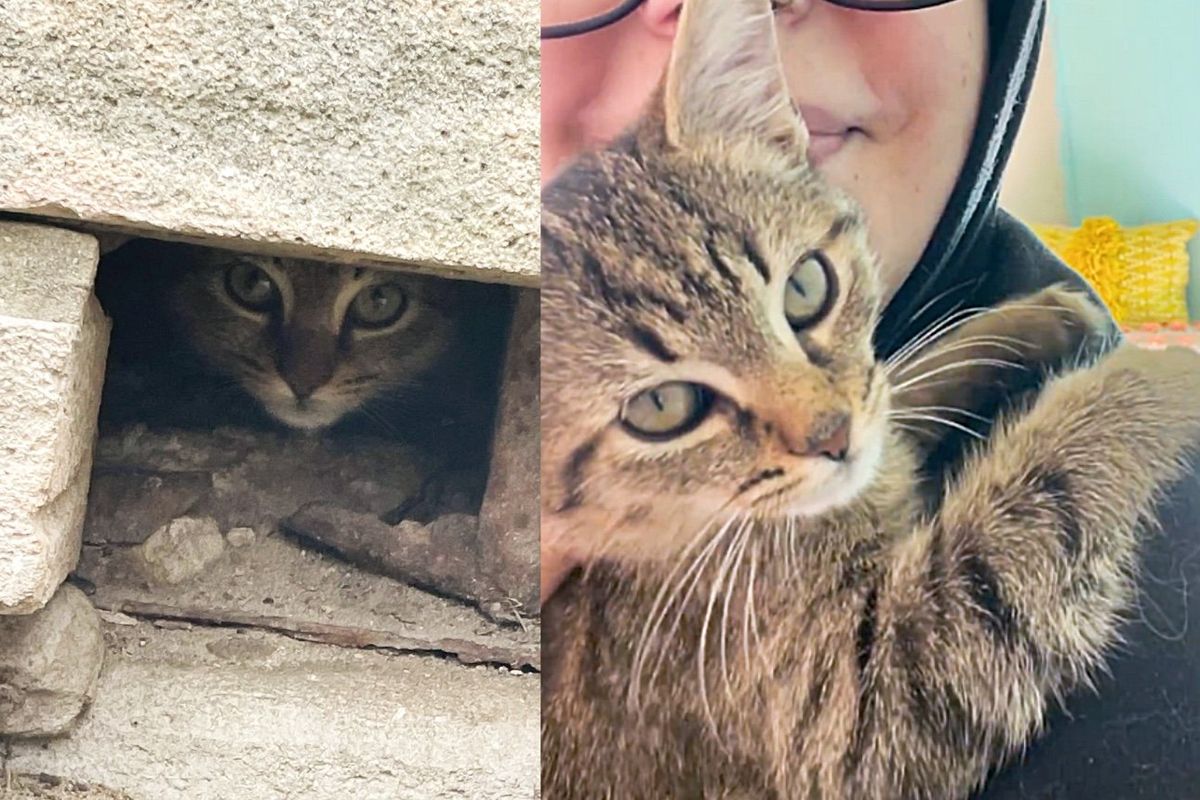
[6,625,539,799]
[0,1,538,286]
[0,583,105,737]
[478,289,539,612]
[0,221,109,614]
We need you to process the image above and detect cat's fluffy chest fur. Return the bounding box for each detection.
[544,437,925,798]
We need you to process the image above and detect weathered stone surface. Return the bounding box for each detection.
[136,517,225,586]
[478,288,539,612]
[225,527,257,548]
[0,583,104,737]
[2,773,134,800]
[0,1,538,286]
[0,221,109,614]
[7,625,539,800]
[285,505,495,610]
[82,469,211,545]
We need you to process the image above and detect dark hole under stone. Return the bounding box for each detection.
[86,238,517,613]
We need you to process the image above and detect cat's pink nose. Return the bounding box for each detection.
[781,412,850,462]
[810,414,850,462]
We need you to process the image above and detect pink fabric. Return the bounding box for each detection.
[1121,324,1200,351]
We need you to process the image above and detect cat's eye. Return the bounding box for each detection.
[620,382,713,440]
[225,262,278,312]
[784,250,836,330]
[350,283,408,329]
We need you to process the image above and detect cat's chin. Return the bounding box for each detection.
[781,431,884,518]
[261,399,352,431]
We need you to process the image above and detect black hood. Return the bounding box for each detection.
[875,0,1048,356]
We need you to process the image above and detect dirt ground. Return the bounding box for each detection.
[2,437,540,798]
[76,524,538,670]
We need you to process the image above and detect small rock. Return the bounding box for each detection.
[152,620,193,631]
[226,526,256,548]
[0,584,105,737]
[97,609,139,627]
[136,516,225,585]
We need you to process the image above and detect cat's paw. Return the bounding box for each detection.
[989,284,1112,374]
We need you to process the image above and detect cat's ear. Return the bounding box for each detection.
[663,0,808,155]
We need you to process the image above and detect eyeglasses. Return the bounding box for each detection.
[541,0,961,40]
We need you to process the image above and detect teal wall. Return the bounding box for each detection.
[1050,1,1200,318]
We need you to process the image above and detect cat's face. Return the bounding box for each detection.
[541,0,890,563]
[170,251,459,430]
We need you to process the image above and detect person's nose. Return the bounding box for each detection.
[641,0,682,37]
[775,0,817,19]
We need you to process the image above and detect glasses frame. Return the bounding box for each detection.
[541,0,961,40]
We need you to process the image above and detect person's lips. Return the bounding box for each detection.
[807,131,850,164]
[796,104,862,166]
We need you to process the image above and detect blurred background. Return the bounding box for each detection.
[1001,0,1200,338]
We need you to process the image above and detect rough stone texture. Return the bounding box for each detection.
[285,506,499,614]
[225,527,256,548]
[82,470,211,546]
[478,288,539,612]
[0,584,104,737]
[1,774,133,800]
[136,517,226,586]
[6,622,539,799]
[0,1,538,286]
[0,221,109,614]
[79,489,539,670]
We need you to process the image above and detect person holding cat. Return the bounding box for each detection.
[540,0,1200,796]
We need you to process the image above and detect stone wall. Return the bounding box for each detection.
[0,0,539,286]
[0,223,109,614]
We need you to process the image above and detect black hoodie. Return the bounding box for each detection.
[889,1,1200,797]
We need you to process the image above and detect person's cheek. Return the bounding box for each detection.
[541,40,609,183]
[835,12,984,293]
[851,15,953,143]
[575,32,672,151]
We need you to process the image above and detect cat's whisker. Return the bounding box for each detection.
[890,405,990,424]
[885,306,992,372]
[704,517,751,723]
[885,300,1068,378]
[630,513,737,710]
[889,413,986,441]
[743,536,762,675]
[891,278,978,339]
[355,405,403,438]
[360,378,424,390]
[643,512,743,695]
[790,516,802,575]
[886,334,1032,381]
[890,357,1026,395]
[890,422,926,438]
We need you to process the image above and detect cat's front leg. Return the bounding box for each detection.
[887,284,1112,460]
[851,344,1200,799]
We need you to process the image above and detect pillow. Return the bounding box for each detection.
[1031,217,1197,325]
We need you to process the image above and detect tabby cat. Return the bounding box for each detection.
[96,241,509,455]
[540,1,1200,797]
